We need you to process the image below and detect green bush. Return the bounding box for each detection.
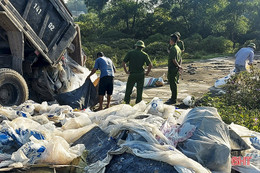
[145,41,168,60]
[110,38,136,50]
[240,31,260,51]
[197,68,260,132]
[145,33,169,45]
[183,33,203,53]
[99,29,129,40]
[224,70,260,109]
[201,36,234,53]
[192,51,207,59]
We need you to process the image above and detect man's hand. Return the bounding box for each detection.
[178,66,183,73]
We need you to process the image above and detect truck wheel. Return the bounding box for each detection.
[0,68,29,106]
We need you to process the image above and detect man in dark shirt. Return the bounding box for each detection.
[122,40,152,104]
[165,34,182,105]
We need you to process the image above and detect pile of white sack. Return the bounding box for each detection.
[0,97,259,173]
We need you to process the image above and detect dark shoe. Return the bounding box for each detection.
[164,99,176,105]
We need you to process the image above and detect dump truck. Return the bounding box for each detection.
[0,0,85,106]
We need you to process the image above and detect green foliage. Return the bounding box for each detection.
[99,30,129,41]
[192,51,206,59]
[224,70,260,109]
[84,0,109,13]
[183,33,203,53]
[76,13,103,41]
[66,0,87,13]
[197,69,260,132]
[109,38,136,50]
[200,36,234,53]
[145,41,168,60]
[100,0,145,33]
[145,33,169,45]
[75,0,260,69]
[243,39,259,51]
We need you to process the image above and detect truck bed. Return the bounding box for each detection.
[0,0,77,64]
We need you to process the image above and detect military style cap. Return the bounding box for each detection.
[135,40,145,48]
[248,43,256,50]
[174,32,181,37]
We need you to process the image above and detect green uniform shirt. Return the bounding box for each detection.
[123,48,151,73]
[177,40,185,51]
[168,44,182,69]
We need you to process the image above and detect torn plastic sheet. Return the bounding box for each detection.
[177,107,231,173]
[53,54,97,93]
[0,98,254,172]
[54,79,99,109]
[85,141,210,173]
[157,118,196,147]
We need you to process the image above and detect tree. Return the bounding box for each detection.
[76,13,103,41]
[66,0,87,13]
[100,0,145,34]
[84,0,109,13]
[217,0,252,43]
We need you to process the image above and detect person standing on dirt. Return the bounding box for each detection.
[122,40,152,104]
[165,34,182,105]
[167,32,185,53]
[167,32,184,83]
[87,52,116,111]
[175,32,185,54]
[235,43,256,73]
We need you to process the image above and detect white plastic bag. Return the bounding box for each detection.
[17,100,36,115]
[145,97,164,116]
[58,124,97,144]
[40,136,85,165]
[215,74,231,88]
[62,114,92,130]
[11,140,46,164]
[183,96,195,107]
[0,107,18,120]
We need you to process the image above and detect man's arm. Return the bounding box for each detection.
[181,40,185,53]
[145,63,152,76]
[172,59,182,70]
[87,68,97,79]
[248,52,254,65]
[113,64,116,73]
[122,61,130,74]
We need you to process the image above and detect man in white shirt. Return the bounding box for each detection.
[235,43,256,73]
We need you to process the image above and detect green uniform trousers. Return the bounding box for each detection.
[168,68,179,102]
[124,72,145,104]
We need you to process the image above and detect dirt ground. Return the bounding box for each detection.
[115,52,260,104]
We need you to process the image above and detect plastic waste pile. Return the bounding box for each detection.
[214,68,235,88]
[44,54,97,94]
[0,97,259,172]
[0,101,95,168]
[110,80,133,105]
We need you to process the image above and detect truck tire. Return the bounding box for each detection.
[0,68,28,106]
